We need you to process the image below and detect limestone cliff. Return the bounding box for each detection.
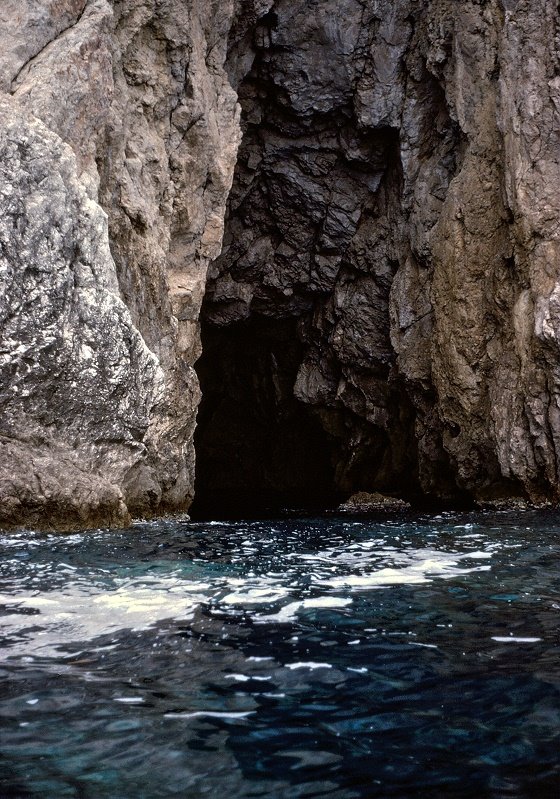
[0,0,240,529]
[197,0,560,510]
[1,0,560,529]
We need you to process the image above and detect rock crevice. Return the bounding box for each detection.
[1,0,560,528]
[199,0,560,509]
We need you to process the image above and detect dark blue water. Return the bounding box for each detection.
[1,511,559,798]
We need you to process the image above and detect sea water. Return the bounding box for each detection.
[0,511,559,797]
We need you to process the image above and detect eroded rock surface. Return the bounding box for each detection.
[2,0,560,528]
[0,0,240,529]
[198,0,560,508]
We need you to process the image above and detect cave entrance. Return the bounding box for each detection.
[191,316,341,519]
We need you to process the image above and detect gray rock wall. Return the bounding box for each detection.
[202,0,560,506]
[1,0,560,528]
[0,0,240,529]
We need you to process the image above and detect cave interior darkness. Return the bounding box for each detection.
[189,7,424,521]
[190,316,344,519]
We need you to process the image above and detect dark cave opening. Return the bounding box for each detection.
[190,4,443,520]
[191,317,343,519]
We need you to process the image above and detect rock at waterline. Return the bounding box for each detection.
[338,492,411,513]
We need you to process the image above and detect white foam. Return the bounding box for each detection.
[221,587,288,605]
[0,576,207,659]
[254,601,303,623]
[491,636,542,643]
[224,674,271,683]
[253,595,352,624]
[314,548,492,590]
[114,697,144,703]
[301,597,352,609]
[164,711,255,720]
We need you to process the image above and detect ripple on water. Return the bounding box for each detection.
[0,511,559,798]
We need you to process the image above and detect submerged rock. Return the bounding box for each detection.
[338,493,411,514]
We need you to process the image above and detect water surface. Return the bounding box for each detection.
[1,511,559,797]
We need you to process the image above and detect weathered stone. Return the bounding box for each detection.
[338,493,411,514]
[2,0,560,528]
[200,0,560,508]
[0,0,241,529]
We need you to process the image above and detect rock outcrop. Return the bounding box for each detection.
[2,0,560,528]
[198,0,560,509]
[338,493,411,514]
[0,0,240,529]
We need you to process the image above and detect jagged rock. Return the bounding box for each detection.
[0,438,130,532]
[2,0,560,528]
[0,0,240,530]
[338,493,411,514]
[199,0,560,508]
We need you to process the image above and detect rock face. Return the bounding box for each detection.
[1,0,560,528]
[338,493,411,514]
[0,0,240,529]
[197,0,560,509]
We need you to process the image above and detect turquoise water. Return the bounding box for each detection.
[1,511,559,798]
